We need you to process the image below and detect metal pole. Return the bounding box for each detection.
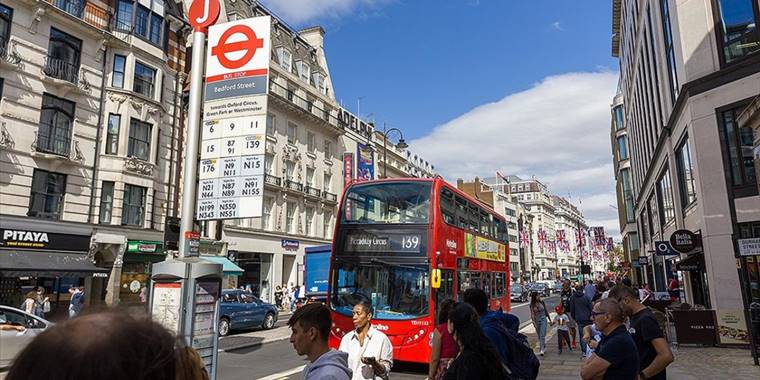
[178,31,207,258]
[383,122,387,179]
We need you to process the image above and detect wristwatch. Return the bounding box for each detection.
[639,371,648,380]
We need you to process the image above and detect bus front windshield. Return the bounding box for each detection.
[330,261,430,320]
[342,182,432,224]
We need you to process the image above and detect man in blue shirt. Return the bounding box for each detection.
[580,298,639,380]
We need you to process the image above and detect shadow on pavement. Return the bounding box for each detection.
[218,336,266,353]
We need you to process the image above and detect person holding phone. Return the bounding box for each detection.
[338,300,392,380]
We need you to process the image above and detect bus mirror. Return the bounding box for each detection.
[431,269,441,289]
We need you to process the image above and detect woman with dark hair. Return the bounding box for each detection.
[6,311,208,380]
[428,299,458,380]
[530,291,552,356]
[443,303,509,380]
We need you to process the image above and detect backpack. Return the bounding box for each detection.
[485,318,540,380]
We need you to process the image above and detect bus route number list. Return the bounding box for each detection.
[197,115,266,220]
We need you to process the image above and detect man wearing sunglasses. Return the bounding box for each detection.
[580,298,639,380]
[609,285,674,380]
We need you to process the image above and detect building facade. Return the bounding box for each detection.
[611,0,759,327]
[552,195,585,279]
[0,0,188,311]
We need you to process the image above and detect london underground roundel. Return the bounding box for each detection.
[206,17,271,85]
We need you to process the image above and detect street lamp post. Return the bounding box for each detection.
[381,122,408,178]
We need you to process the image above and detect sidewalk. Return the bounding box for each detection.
[520,317,760,379]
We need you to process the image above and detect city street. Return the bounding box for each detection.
[217,296,561,380]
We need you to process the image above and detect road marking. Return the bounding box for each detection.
[257,365,306,380]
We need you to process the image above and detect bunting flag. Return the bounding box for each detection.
[556,229,567,247]
[576,228,586,248]
[593,227,606,246]
[606,237,614,252]
[519,230,530,248]
[538,228,547,249]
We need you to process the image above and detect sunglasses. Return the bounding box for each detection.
[591,311,607,318]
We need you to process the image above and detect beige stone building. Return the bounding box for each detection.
[611,0,759,324]
[0,0,187,311]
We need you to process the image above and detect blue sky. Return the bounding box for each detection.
[261,0,623,237]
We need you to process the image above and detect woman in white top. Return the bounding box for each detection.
[338,300,393,380]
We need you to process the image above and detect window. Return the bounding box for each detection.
[312,72,326,94]
[28,169,66,220]
[0,4,12,53]
[122,184,146,226]
[115,0,133,31]
[46,28,82,83]
[305,206,315,236]
[128,118,151,160]
[661,0,679,101]
[104,114,121,156]
[266,114,276,136]
[324,211,332,238]
[343,182,431,225]
[286,161,295,181]
[714,0,760,63]
[613,105,624,130]
[657,169,675,224]
[133,61,156,98]
[295,61,310,82]
[287,122,297,144]
[275,47,292,72]
[323,173,332,192]
[99,181,115,224]
[38,93,75,156]
[265,153,275,175]
[286,201,296,233]
[720,106,757,190]
[621,169,635,223]
[112,54,126,88]
[262,197,273,230]
[617,135,629,160]
[676,137,697,208]
[306,167,315,187]
[135,1,165,45]
[324,140,332,159]
[307,131,316,152]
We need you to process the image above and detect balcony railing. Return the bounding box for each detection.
[53,0,84,18]
[264,174,281,187]
[34,123,72,157]
[323,191,337,202]
[269,79,344,131]
[43,55,80,84]
[50,0,111,30]
[286,179,303,192]
[305,185,321,197]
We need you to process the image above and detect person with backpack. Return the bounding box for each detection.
[443,303,510,380]
[569,284,593,356]
[530,291,552,356]
[463,288,539,380]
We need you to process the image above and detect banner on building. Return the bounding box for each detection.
[343,152,354,186]
[519,230,529,248]
[537,228,546,249]
[197,16,272,220]
[593,227,605,246]
[357,143,374,181]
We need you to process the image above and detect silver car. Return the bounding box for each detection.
[0,305,52,369]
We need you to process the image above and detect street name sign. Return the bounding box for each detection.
[197,16,271,221]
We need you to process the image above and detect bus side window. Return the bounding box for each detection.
[440,188,456,225]
[455,196,468,229]
[468,204,479,232]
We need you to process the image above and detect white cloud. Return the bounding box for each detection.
[258,0,392,25]
[410,71,622,237]
[551,21,564,31]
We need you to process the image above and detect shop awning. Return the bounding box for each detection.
[0,250,109,278]
[200,256,244,275]
[675,253,704,272]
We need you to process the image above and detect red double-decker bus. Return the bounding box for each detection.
[327,177,510,363]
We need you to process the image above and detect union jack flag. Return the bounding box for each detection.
[593,227,605,246]
[538,228,547,249]
[519,230,530,248]
[576,228,586,248]
[606,237,614,252]
[548,240,557,254]
[556,230,567,251]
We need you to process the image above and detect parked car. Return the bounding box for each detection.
[552,281,564,294]
[218,290,279,337]
[529,282,551,297]
[0,306,52,368]
[510,284,529,303]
